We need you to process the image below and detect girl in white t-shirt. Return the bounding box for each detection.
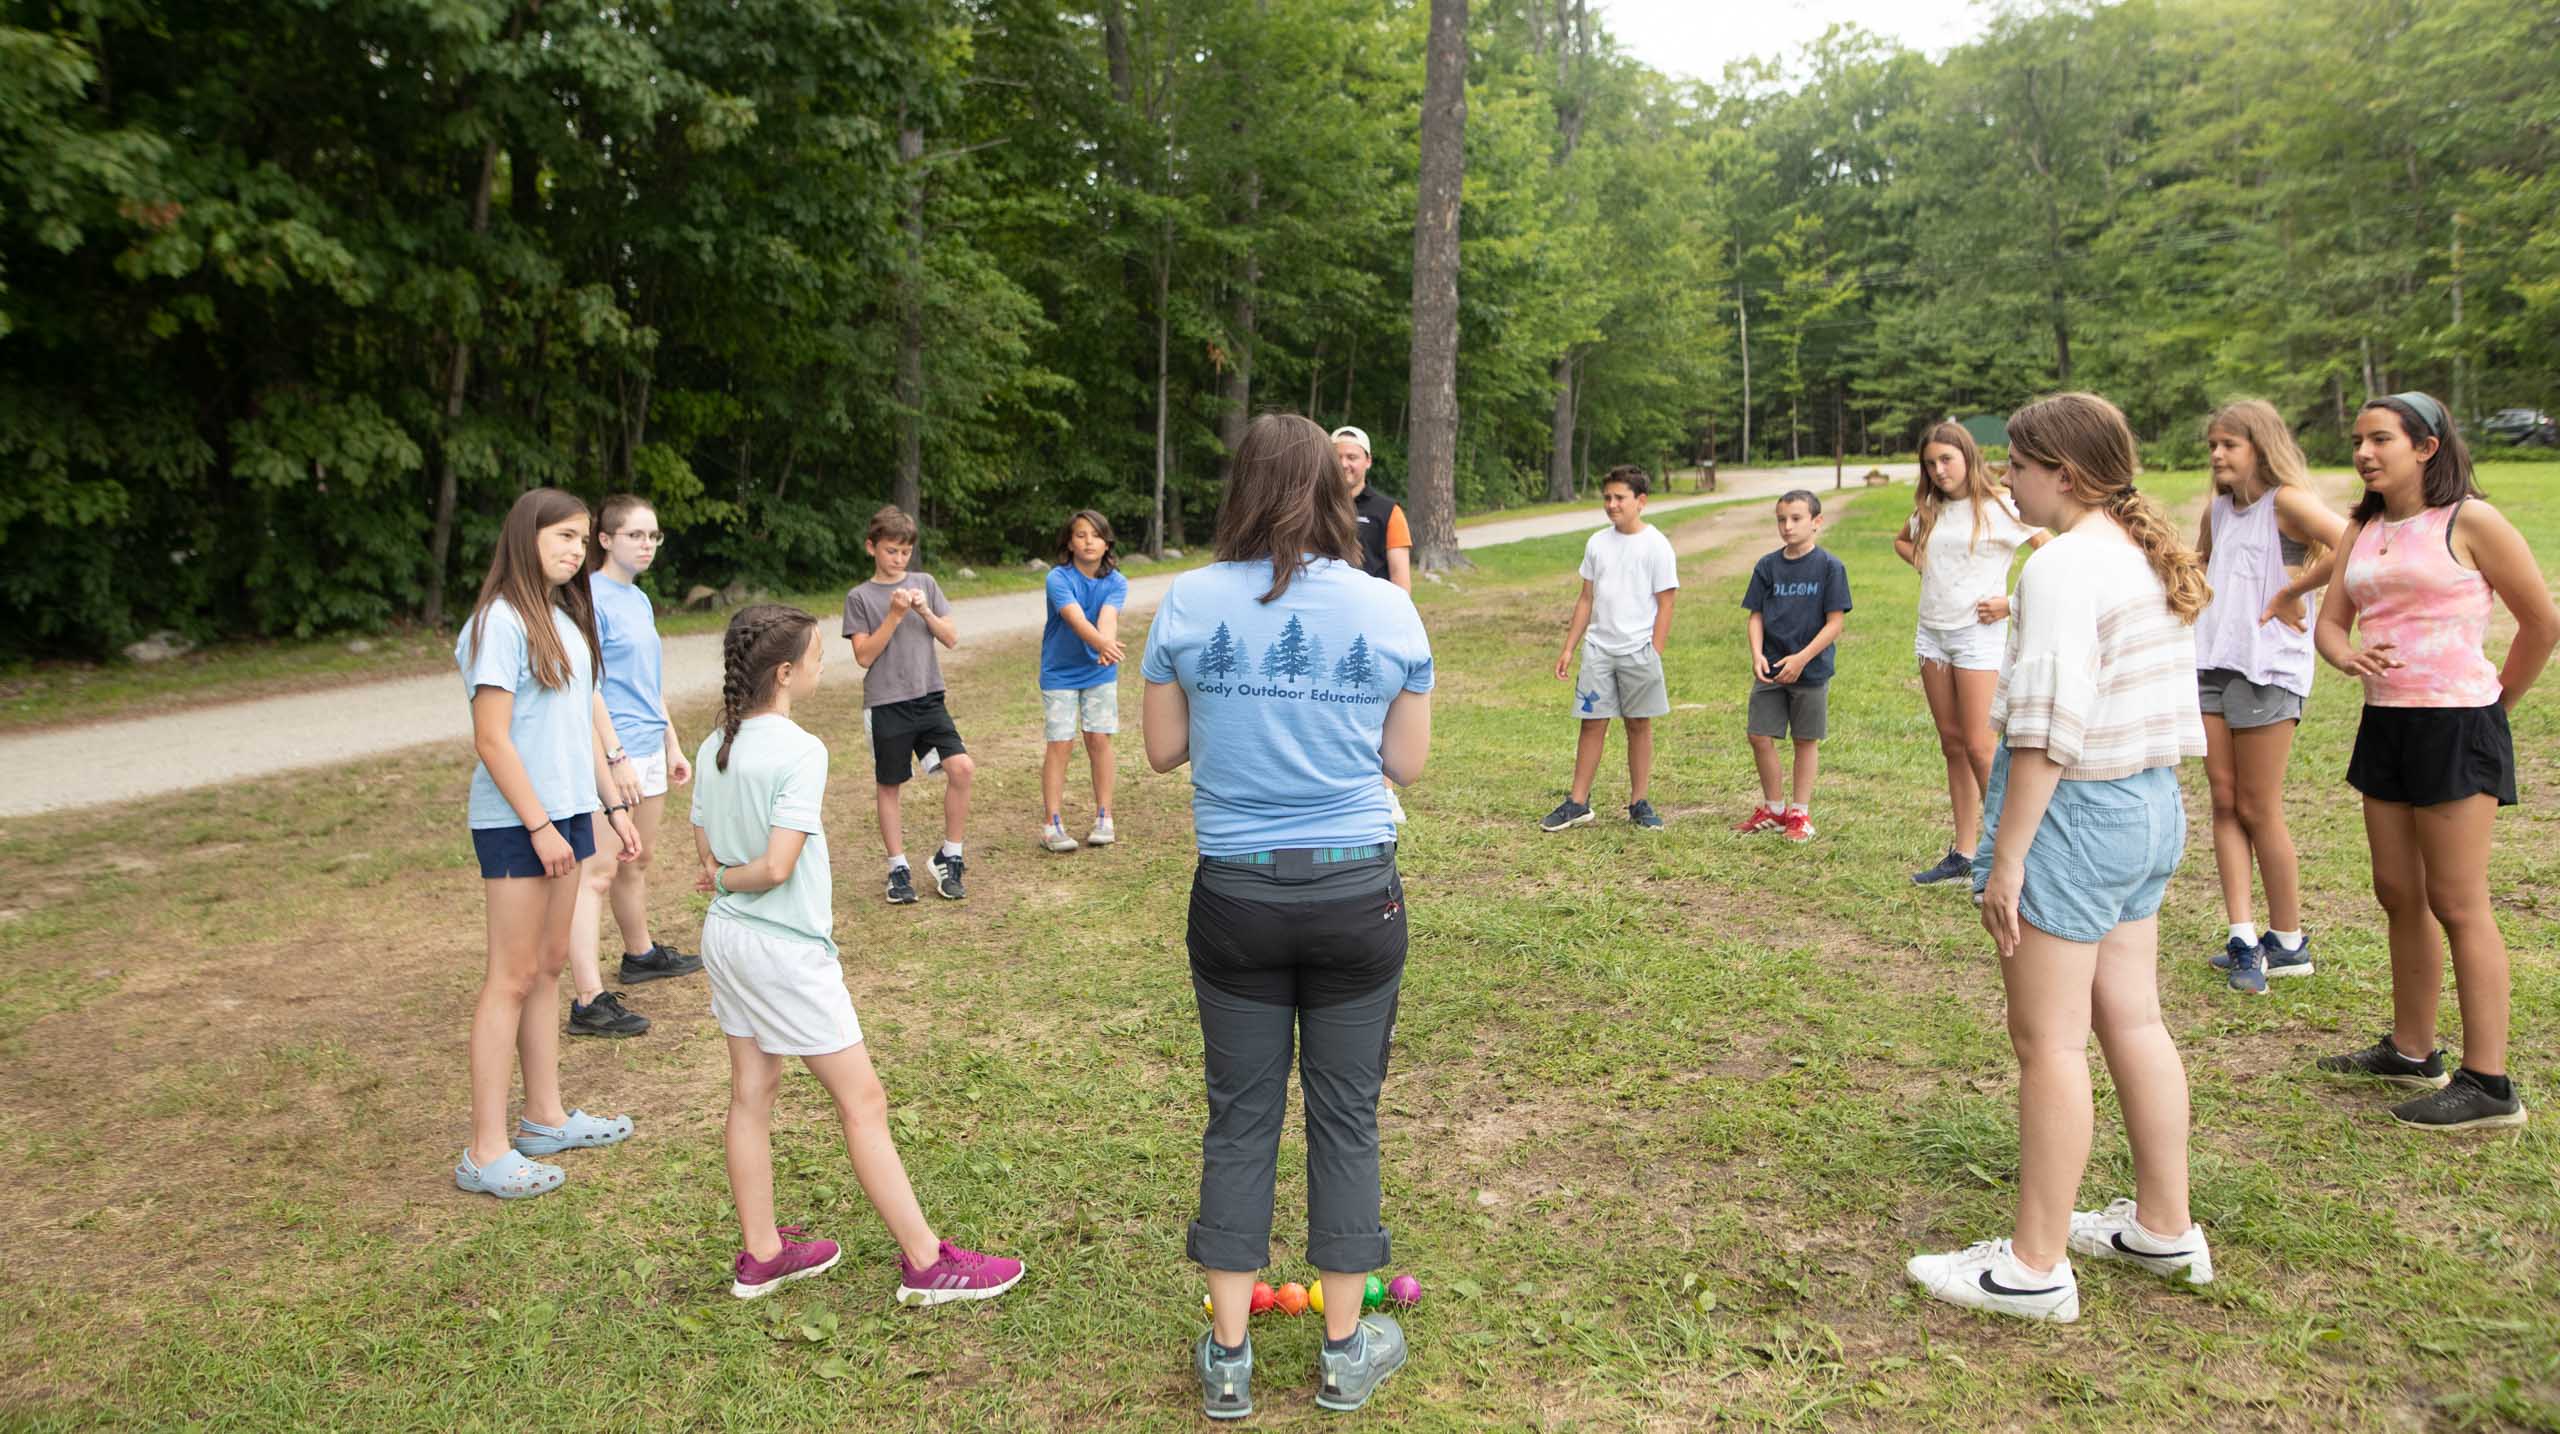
[1894,421,2047,886]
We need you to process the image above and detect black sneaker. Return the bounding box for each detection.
[1912,849,1970,885]
[1539,799,1594,832]
[929,852,966,900]
[567,991,650,1039]
[2315,1033,2449,1090]
[886,865,918,905]
[1628,799,1664,830]
[619,943,703,984]
[2391,1070,2527,1131]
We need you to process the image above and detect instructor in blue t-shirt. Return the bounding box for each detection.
[1142,412,1431,1417]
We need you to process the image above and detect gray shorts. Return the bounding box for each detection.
[1747,680,1829,741]
[1574,643,1669,720]
[2198,668,2304,730]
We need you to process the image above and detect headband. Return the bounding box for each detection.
[2384,391,2447,437]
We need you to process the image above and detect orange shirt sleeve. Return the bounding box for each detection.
[1385,505,1412,551]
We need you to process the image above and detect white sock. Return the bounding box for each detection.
[1787,803,1810,816]
[2229,922,2258,946]
[888,854,908,873]
[2271,929,2304,951]
[939,840,964,859]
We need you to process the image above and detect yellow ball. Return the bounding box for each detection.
[1307,1280,1325,1315]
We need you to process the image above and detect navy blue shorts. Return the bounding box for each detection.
[471,811,596,879]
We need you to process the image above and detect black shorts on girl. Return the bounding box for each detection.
[2346,703,2518,807]
[471,810,597,879]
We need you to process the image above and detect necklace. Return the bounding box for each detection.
[2376,510,2424,555]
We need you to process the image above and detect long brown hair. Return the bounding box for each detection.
[2204,400,2330,570]
[1909,421,2006,566]
[2352,394,2480,524]
[2006,393,2211,622]
[468,488,602,690]
[1212,412,1358,603]
[1055,508,1118,578]
[714,604,819,772]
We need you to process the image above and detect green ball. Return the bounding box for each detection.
[1362,1274,1386,1310]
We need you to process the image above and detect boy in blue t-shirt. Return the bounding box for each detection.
[1039,511,1132,851]
[1736,490,1851,842]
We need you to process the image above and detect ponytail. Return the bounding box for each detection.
[715,604,819,772]
[2109,488,2212,623]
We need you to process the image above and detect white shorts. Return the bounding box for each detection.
[1914,620,2007,671]
[702,913,863,1056]
[627,747,671,800]
[1041,683,1121,742]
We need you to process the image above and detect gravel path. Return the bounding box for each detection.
[0,466,1901,816]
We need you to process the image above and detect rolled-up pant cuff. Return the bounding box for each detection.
[1187,1220,1272,1273]
[1306,1227,1391,1273]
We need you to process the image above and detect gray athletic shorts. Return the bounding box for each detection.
[2197,667,2304,730]
[1574,643,1670,720]
[1747,680,1829,741]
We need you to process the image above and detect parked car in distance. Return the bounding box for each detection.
[2478,407,2558,446]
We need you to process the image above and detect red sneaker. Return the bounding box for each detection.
[1732,804,1783,836]
[1781,808,1817,843]
[896,1240,1025,1306]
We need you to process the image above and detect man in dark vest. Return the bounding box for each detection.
[1330,425,1412,591]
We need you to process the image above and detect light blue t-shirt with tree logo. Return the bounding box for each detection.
[1140,558,1433,856]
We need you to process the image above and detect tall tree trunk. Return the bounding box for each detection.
[1337,330,1357,428]
[1217,174,1260,484]
[1406,0,1468,570]
[1151,226,1172,559]
[894,119,925,521]
[1736,289,1751,465]
[1545,354,1576,501]
[423,133,501,628]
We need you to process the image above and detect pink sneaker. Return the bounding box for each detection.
[896,1240,1025,1307]
[731,1226,842,1300]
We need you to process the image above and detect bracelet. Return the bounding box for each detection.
[606,750,629,766]
[528,819,554,836]
[713,865,732,896]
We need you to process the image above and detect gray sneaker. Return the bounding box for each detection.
[1316,1312,1408,1413]
[1195,1331,1253,1421]
[1627,799,1664,830]
[2391,1070,2527,1132]
[1539,799,1594,832]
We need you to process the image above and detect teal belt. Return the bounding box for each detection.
[1204,843,1390,868]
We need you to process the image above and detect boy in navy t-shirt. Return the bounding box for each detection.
[1736,490,1851,842]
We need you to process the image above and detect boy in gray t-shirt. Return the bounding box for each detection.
[840,506,976,905]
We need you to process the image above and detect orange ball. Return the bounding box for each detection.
[1274,1281,1309,1315]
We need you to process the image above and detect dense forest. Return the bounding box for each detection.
[4,0,2555,655]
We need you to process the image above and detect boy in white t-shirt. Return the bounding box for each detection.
[1542,466,1681,831]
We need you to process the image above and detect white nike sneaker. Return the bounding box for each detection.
[2067,1199,2214,1285]
[1906,1238,2079,1323]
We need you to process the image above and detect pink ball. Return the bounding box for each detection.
[1386,1274,1422,1307]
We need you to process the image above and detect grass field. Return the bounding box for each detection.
[1,472,2555,1430]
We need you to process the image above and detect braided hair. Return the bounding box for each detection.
[716,603,819,772]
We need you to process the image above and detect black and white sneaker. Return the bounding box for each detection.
[1905,1238,2078,1323]
[2391,1070,2528,1132]
[619,943,703,984]
[1912,849,1971,885]
[2067,1198,2214,1284]
[886,865,918,905]
[2315,1033,2449,1090]
[929,852,966,900]
[567,991,650,1039]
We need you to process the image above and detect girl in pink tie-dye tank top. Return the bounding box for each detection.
[2309,393,2557,1132]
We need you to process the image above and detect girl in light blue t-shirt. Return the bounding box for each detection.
[452,488,643,1201]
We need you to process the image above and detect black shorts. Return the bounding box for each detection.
[869,692,966,786]
[2347,703,2518,807]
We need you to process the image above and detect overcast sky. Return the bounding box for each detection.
[1595,0,1993,82]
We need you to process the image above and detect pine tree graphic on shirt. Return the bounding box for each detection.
[1332,635,1378,687]
[1304,632,1328,682]
[1266,614,1314,682]
[1199,621,1240,679]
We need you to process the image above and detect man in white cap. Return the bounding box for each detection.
[1331,425,1412,592]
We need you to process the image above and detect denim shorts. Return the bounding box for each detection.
[1971,748,2186,943]
[470,811,596,879]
